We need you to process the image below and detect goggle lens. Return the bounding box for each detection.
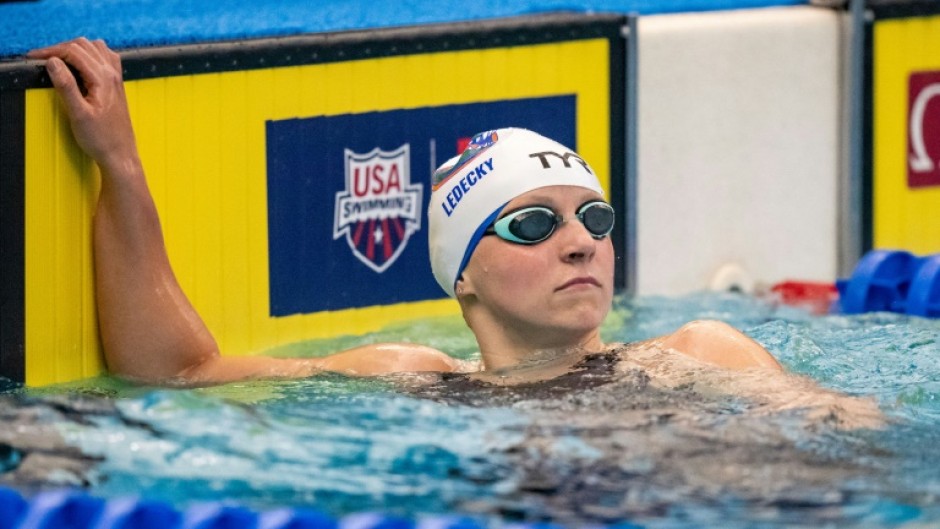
[486,201,615,245]
[508,209,557,241]
[581,201,615,236]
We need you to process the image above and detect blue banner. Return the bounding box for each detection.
[266,95,576,316]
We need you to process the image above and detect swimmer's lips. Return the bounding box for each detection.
[555,276,602,292]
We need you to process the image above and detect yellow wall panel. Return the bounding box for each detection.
[873,15,940,253]
[24,89,104,385]
[23,38,613,384]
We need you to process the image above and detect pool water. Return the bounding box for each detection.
[3,292,940,528]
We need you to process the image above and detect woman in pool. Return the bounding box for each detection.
[28,38,784,386]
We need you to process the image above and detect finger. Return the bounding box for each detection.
[73,37,108,66]
[45,57,88,113]
[28,38,100,67]
[27,37,90,59]
[27,44,67,59]
[69,37,107,67]
[49,41,101,87]
[92,39,110,55]
[92,39,123,71]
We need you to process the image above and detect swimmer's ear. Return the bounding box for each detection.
[455,275,475,299]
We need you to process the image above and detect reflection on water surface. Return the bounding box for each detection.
[3,293,940,528]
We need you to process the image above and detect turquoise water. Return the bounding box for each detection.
[4,292,940,528]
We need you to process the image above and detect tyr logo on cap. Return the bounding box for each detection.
[528,151,592,173]
[333,144,423,273]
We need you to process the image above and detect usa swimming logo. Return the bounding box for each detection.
[333,144,423,273]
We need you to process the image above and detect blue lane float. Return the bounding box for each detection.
[14,490,105,529]
[0,487,493,529]
[92,497,182,529]
[0,487,27,529]
[907,254,940,317]
[836,250,940,317]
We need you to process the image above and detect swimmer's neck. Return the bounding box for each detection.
[476,328,605,372]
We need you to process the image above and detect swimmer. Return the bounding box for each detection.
[25,39,806,389]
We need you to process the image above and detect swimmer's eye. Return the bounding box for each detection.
[484,200,615,244]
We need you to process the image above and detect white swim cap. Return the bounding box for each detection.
[428,127,605,297]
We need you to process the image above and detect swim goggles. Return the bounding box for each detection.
[484,200,615,244]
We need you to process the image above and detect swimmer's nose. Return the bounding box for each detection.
[557,219,596,262]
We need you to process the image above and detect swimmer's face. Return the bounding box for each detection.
[458,185,615,346]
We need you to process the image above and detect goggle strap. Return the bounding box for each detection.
[453,204,507,291]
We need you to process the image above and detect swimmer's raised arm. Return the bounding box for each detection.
[30,38,457,385]
[29,38,220,382]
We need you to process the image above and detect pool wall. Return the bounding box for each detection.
[3,0,940,386]
[0,14,626,386]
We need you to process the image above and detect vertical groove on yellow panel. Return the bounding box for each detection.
[246,69,273,354]
[55,100,73,382]
[26,88,105,385]
[24,89,50,385]
[218,70,250,355]
[191,73,224,343]
[165,75,196,296]
[54,112,69,382]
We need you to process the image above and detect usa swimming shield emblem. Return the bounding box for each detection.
[333,145,423,272]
